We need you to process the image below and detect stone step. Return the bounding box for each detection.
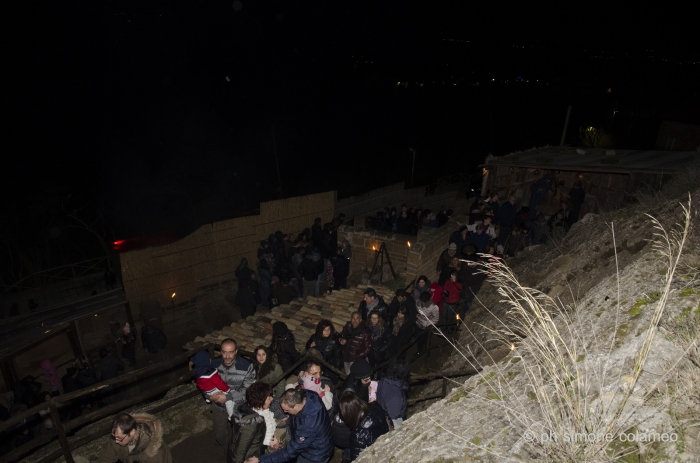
[190,284,393,353]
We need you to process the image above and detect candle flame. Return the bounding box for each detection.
[407,241,411,247]
[171,292,176,298]
[456,314,460,320]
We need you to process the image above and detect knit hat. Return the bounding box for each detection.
[350,360,372,380]
[123,323,131,334]
[448,242,457,250]
[273,321,288,337]
[190,351,216,378]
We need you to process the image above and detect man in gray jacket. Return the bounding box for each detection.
[209,338,256,448]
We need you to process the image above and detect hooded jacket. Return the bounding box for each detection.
[261,391,334,463]
[340,322,373,363]
[40,360,61,387]
[228,404,266,463]
[95,354,125,382]
[377,377,408,420]
[98,413,172,463]
[347,402,391,461]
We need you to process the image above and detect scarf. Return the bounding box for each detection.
[254,408,277,446]
[366,298,379,312]
[392,316,405,336]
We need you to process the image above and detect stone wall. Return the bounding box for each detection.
[119,191,336,311]
[338,215,466,285]
[336,181,463,224]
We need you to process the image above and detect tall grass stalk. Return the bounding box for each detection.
[424,197,693,462]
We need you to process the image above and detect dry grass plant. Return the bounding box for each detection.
[420,196,694,462]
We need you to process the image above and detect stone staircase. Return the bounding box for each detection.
[184,285,396,353]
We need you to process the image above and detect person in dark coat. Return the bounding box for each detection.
[299,251,323,299]
[95,348,125,404]
[119,323,137,367]
[387,289,416,321]
[468,197,484,224]
[357,288,390,325]
[236,282,259,319]
[376,359,410,429]
[305,319,343,375]
[568,180,585,225]
[448,225,469,256]
[235,258,254,291]
[529,174,552,219]
[332,248,350,290]
[339,391,391,462]
[395,210,412,235]
[366,310,393,368]
[96,348,125,381]
[391,304,415,355]
[250,389,334,463]
[339,312,373,375]
[487,193,500,224]
[141,324,167,364]
[341,360,374,404]
[497,196,518,245]
[466,224,490,253]
[273,277,299,305]
[269,322,301,374]
[228,403,266,463]
[530,214,550,245]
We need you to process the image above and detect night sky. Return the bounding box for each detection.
[3,1,698,273]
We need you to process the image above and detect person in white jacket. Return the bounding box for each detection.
[415,291,440,356]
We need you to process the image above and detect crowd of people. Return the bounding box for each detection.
[0,323,168,458]
[234,214,353,319]
[183,284,436,463]
[367,204,453,236]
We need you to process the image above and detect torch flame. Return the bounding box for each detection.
[407,241,411,247]
[510,343,516,351]
[372,246,376,251]
[456,314,460,320]
[171,293,176,298]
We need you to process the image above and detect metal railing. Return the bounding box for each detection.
[1,256,113,296]
[0,343,211,463]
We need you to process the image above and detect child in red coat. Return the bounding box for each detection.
[191,351,235,420]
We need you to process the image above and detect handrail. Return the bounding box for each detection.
[0,343,212,435]
[269,351,348,388]
[1,256,112,296]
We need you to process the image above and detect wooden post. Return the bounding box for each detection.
[124,302,135,327]
[50,402,75,463]
[67,321,83,358]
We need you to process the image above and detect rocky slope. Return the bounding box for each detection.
[358,193,700,462]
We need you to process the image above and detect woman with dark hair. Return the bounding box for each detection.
[305,320,343,374]
[367,310,393,367]
[338,390,391,462]
[227,382,270,463]
[235,258,253,291]
[391,304,415,354]
[411,275,431,303]
[269,322,301,373]
[376,359,410,429]
[252,346,284,398]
